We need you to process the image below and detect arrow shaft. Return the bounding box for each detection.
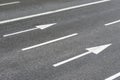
[3,27,38,37]
[53,51,91,67]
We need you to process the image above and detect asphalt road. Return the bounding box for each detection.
[0,0,120,80]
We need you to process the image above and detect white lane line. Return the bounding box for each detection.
[0,0,110,24]
[21,33,78,51]
[3,23,56,37]
[105,19,120,26]
[0,1,20,7]
[105,72,120,80]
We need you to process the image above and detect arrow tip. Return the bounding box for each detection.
[36,23,57,29]
[86,43,112,54]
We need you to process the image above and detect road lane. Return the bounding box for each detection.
[0,3,120,57]
[0,0,115,37]
[0,0,110,24]
[0,0,102,21]
[1,21,120,80]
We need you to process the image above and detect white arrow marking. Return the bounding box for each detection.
[105,72,120,80]
[53,43,112,67]
[21,33,78,51]
[36,23,56,30]
[105,19,120,26]
[0,0,110,24]
[0,1,20,7]
[3,23,56,37]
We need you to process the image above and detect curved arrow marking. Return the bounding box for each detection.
[53,43,112,67]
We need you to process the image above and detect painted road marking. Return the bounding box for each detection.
[3,23,56,37]
[36,23,56,30]
[105,19,120,26]
[0,1,20,7]
[0,0,110,24]
[53,44,112,67]
[105,72,120,80]
[21,33,78,51]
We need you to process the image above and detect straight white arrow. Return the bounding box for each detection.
[3,23,56,37]
[53,43,112,67]
[36,23,56,30]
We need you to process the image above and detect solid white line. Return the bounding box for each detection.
[0,1,20,7]
[53,51,90,67]
[105,72,120,80]
[105,19,120,26]
[0,0,110,24]
[22,33,78,51]
[3,27,38,37]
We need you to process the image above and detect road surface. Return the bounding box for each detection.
[0,0,120,80]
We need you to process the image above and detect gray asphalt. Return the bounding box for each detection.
[0,0,120,80]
